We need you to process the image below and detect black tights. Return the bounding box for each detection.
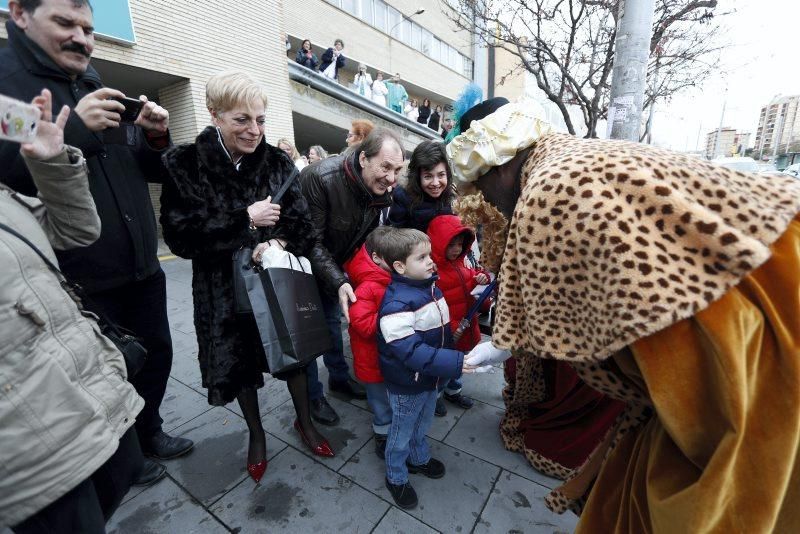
[236,365,324,463]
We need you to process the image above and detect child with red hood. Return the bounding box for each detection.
[343,226,394,459]
[427,215,491,414]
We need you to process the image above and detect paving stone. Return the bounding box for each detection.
[170,329,199,357]
[261,395,374,470]
[224,375,292,419]
[170,348,203,392]
[340,439,500,533]
[474,470,578,534]
[107,477,227,534]
[165,279,194,304]
[427,396,466,441]
[164,263,194,285]
[443,401,561,489]
[372,507,439,534]
[459,366,507,409]
[161,378,213,433]
[159,257,190,275]
[167,408,288,505]
[169,308,196,336]
[210,447,389,533]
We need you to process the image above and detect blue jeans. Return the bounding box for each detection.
[440,378,462,396]
[385,389,437,485]
[364,382,392,435]
[307,286,352,400]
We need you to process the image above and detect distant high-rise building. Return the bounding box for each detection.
[705,128,749,159]
[754,95,800,159]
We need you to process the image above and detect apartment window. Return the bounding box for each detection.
[388,7,402,37]
[341,0,357,15]
[411,24,422,49]
[400,19,412,44]
[421,29,432,56]
[431,37,441,62]
[360,0,374,25]
[374,0,387,31]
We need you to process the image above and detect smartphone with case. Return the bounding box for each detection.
[110,96,144,123]
[0,94,40,144]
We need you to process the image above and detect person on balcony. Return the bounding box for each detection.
[417,98,431,126]
[320,39,346,82]
[405,99,419,122]
[353,63,373,100]
[295,39,319,71]
[428,105,442,131]
[371,72,389,108]
[386,73,409,114]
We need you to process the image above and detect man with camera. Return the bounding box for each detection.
[0,0,192,485]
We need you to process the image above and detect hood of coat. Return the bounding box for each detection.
[344,244,391,287]
[428,214,475,266]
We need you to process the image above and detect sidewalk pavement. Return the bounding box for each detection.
[105,256,579,534]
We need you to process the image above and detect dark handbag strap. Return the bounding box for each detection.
[270,167,300,204]
[0,221,127,338]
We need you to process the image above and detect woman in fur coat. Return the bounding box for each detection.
[160,72,334,484]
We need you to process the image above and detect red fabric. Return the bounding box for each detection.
[505,357,626,470]
[343,244,391,383]
[427,215,489,352]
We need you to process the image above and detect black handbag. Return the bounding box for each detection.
[0,221,147,377]
[233,167,300,315]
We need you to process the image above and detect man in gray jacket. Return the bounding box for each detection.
[0,90,144,532]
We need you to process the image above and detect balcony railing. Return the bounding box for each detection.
[287,61,439,140]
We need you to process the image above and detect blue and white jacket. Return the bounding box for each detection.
[378,273,464,394]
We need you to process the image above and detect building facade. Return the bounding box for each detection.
[754,95,800,160]
[704,127,749,159]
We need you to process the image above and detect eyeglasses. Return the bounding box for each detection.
[346,132,355,139]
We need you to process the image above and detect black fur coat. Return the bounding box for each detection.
[160,126,313,405]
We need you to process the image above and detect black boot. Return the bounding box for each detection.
[385,478,418,509]
[310,396,340,425]
[374,434,387,459]
[141,430,194,460]
[328,377,367,400]
[407,457,446,479]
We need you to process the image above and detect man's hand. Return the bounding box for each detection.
[134,95,169,135]
[464,341,511,367]
[247,196,281,227]
[20,89,70,161]
[338,282,357,322]
[74,87,126,131]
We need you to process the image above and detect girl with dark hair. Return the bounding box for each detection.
[428,104,442,131]
[387,140,454,232]
[417,98,431,125]
[295,39,318,71]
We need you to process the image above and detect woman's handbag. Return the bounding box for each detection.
[0,222,147,377]
[232,167,299,315]
[245,248,332,375]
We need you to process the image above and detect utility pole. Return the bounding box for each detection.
[607,0,656,141]
[712,98,726,158]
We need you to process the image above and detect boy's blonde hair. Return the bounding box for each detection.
[206,71,269,113]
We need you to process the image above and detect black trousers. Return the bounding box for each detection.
[84,270,173,440]
[12,428,144,534]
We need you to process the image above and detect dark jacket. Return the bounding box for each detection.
[160,126,313,405]
[387,185,453,232]
[378,273,463,394]
[417,105,431,124]
[301,153,392,297]
[428,110,441,131]
[0,21,167,293]
[319,47,346,79]
[295,48,319,70]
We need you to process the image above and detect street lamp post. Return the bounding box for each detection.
[388,8,424,75]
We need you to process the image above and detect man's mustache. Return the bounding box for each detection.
[61,43,91,58]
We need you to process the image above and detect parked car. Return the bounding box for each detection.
[712,157,760,173]
[783,163,800,178]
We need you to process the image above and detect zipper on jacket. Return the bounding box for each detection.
[431,284,446,347]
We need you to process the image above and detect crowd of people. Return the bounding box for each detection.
[3,1,800,533]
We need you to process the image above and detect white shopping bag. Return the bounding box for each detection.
[259,246,312,273]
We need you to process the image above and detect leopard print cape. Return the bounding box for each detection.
[492,132,800,362]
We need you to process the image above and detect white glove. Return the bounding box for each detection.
[464,341,511,367]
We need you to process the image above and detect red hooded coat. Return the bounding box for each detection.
[343,244,391,383]
[427,215,489,352]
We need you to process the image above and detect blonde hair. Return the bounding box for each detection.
[206,71,269,113]
[277,138,300,160]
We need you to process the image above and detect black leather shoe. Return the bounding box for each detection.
[434,397,447,417]
[328,378,367,400]
[444,392,475,409]
[132,459,167,487]
[374,434,387,460]
[310,397,340,426]
[407,457,446,479]
[141,430,194,460]
[385,478,418,509]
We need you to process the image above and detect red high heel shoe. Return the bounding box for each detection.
[247,459,267,483]
[294,420,335,457]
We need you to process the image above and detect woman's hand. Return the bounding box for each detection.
[247,195,281,227]
[20,89,70,160]
[251,239,287,264]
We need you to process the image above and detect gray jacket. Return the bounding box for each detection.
[0,146,143,528]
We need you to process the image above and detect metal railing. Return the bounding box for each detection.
[287,61,439,140]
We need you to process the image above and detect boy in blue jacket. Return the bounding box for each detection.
[377,228,467,509]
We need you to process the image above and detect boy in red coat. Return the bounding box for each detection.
[343,227,393,458]
[428,215,490,414]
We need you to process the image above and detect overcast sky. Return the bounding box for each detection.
[650,0,798,151]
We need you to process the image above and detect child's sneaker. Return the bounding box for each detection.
[374,434,387,459]
[407,457,446,479]
[434,397,447,417]
[444,392,474,409]
[385,478,418,509]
